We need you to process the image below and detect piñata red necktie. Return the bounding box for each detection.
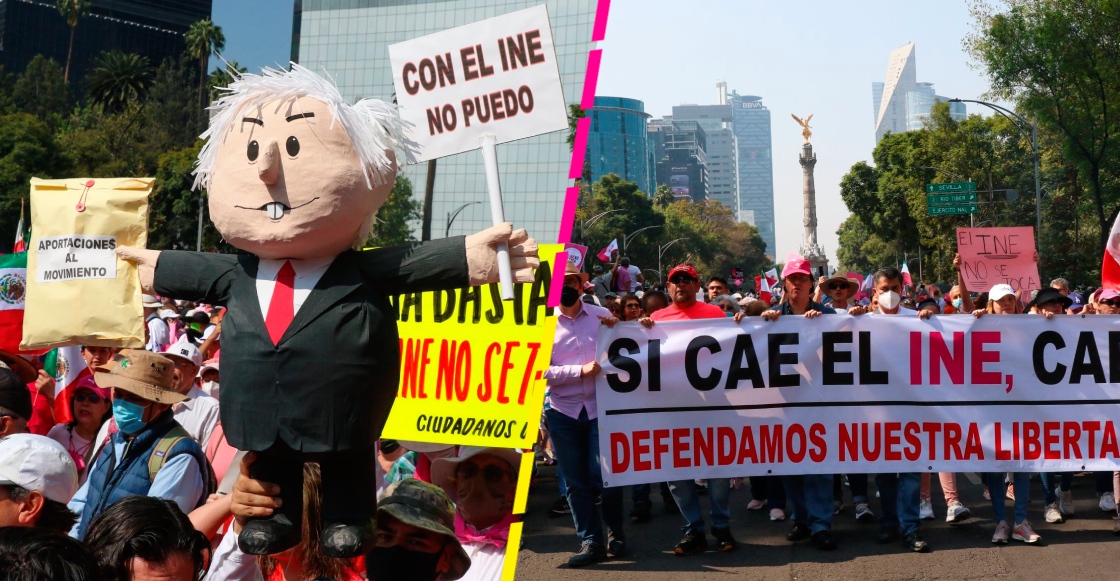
[265,261,295,345]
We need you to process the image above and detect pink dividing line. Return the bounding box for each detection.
[547,251,568,308]
[580,49,602,110]
[592,0,611,42]
[557,186,579,244]
[568,117,590,179]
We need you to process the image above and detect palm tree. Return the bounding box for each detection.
[57,0,91,84]
[185,19,225,108]
[85,51,152,113]
[207,60,246,103]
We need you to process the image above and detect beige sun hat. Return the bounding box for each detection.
[93,349,187,404]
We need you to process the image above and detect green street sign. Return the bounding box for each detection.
[927,192,978,204]
[925,182,977,193]
[927,204,978,216]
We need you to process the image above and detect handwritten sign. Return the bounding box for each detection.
[388,5,567,162]
[956,227,1040,292]
[380,244,560,448]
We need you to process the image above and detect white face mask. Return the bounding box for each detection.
[201,381,219,398]
[878,290,901,311]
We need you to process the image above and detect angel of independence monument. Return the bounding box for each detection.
[791,114,829,276]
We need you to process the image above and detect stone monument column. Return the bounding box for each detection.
[791,113,829,275]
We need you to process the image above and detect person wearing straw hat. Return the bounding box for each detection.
[143,294,170,352]
[431,446,521,581]
[815,274,862,313]
[545,260,626,567]
[67,349,211,540]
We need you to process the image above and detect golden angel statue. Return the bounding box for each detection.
[791,113,813,144]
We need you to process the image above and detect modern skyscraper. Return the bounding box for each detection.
[671,103,737,212]
[0,0,212,91]
[650,118,707,202]
[872,43,966,141]
[906,82,967,131]
[586,97,652,193]
[873,42,917,143]
[294,0,596,241]
[728,92,776,258]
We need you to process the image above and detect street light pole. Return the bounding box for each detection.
[446,201,483,238]
[623,224,662,254]
[580,208,623,243]
[657,237,688,282]
[949,99,1042,236]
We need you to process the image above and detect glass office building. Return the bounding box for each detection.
[672,103,737,212]
[905,83,967,131]
[295,0,597,241]
[728,92,775,258]
[586,96,651,193]
[0,0,211,92]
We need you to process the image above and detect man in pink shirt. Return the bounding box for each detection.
[544,262,624,567]
[639,264,737,555]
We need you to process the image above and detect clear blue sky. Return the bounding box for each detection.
[210,0,295,73]
[599,0,999,265]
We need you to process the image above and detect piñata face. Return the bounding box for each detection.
[208,96,394,259]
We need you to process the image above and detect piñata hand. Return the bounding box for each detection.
[115,246,161,293]
[465,222,540,285]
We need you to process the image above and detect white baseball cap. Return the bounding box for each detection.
[989,284,1016,301]
[159,308,180,319]
[164,340,202,367]
[142,294,163,308]
[0,434,79,503]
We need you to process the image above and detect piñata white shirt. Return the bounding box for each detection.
[254,256,335,320]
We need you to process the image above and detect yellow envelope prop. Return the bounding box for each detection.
[21,177,152,350]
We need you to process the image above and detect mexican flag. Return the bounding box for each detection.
[42,346,90,424]
[0,252,28,353]
[13,198,27,253]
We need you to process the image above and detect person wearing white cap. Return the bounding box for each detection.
[144,294,171,352]
[431,446,521,581]
[164,339,221,452]
[0,433,81,533]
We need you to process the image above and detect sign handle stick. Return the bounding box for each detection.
[479,133,514,301]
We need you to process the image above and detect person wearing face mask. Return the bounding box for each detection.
[947,254,976,315]
[67,349,211,540]
[199,361,220,398]
[432,446,521,581]
[544,261,626,567]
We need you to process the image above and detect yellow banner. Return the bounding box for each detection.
[382,244,560,448]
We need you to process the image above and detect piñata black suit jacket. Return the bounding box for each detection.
[152,237,469,453]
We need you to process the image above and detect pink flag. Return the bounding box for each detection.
[597,238,619,262]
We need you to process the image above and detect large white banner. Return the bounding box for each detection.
[595,315,1120,487]
[389,5,567,162]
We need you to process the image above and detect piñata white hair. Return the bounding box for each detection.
[192,62,416,191]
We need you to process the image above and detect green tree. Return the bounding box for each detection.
[149,143,206,250]
[185,19,226,108]
[367,176,422,247]
[85,51,152,113]
[652,184,673,208]
[0,113,71,252]
[146,55,203,150]
[207,61,247,104]
[567,103,585,152]
[57,0,91,84]
[967,0,1120,249]
[12,56,69,123]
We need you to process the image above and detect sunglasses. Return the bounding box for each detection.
[456,461,511,483]
[670,276,698,285]
[624,303,642,309]
[828,283,849,291]
[74,391,104,404]
[1101,300,1120,306]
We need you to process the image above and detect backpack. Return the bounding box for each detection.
[148,425,218,497]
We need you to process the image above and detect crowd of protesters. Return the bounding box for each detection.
[0,294,522,580]
[540,251,1120,567]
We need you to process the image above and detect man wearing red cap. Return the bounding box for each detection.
[639,264,737,555]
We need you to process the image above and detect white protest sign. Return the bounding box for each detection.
[35,236,118,283]
[388,4,567,162]
[595,316,1120,487]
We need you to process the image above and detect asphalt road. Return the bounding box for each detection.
[517,466,1120,580]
